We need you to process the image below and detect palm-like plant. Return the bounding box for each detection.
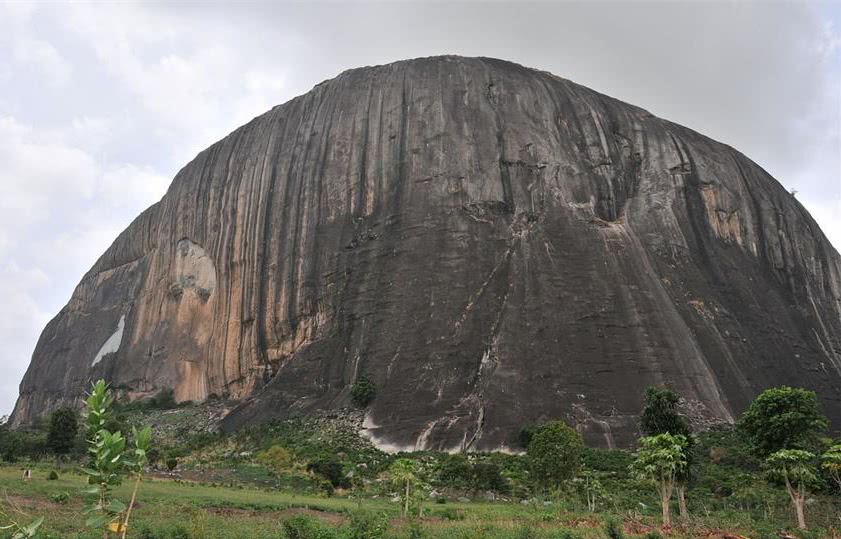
[630,433,688,527]
[389,458,419,517]
[821,443,841,491]
[765,449,817,530]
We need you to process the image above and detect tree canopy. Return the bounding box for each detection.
[527,421,583,487]
[640,386,691,437]
[631,432,689,526]
[739,386,828,457]
[46,407,78,458]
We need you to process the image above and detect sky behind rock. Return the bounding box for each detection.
[0,1,839,417]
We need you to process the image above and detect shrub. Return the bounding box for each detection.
[189,509,210,539]
[256,445,295,474]
[472,462,506,492]
[527,421,584,488]
[47,470,59,480]
[437,454,472,487]
[166,457,179,472]
[307,457,349,488]
[351,375,376,408]
[146,448,161,466]
[519,424,543,449]
[347,511,388,539]
[282,515,334,539]
[150,388,178,409]
[603,517,625,539]
[50,491,70,504]
[431,508,464,521]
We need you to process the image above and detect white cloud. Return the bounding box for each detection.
[12,37,72,87]
[0,116,98,231]
[0,112,168,414]
[0,262,53,421]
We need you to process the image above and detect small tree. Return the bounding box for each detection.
[640,387,691,438]
[81,380,153,539]
[351,375,377,408]
[389,458,420,517]
[765,449,817,530]
[739,387,828,457]
[639,387,693,519]
[527,421,584,489]
[119,426,151,539]
[631,433,688,527]
[821,443,841,491]
[573,467,604,512]
[47,408,79,467]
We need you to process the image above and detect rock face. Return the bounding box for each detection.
[12,56,841,449]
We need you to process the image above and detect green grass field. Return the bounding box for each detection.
[1,465,837,539]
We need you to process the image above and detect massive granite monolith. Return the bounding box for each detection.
[12,56,841,449]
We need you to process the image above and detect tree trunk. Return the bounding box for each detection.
[404,481,410,517]
[660,489,671,527]
[121,476,141,539]
[676,484,688,519]
[783,474,807,530]
[794,495,806,530]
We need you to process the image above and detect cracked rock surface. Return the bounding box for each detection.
[12,56,841,449]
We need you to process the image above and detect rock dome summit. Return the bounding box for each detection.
[12,56,841,450]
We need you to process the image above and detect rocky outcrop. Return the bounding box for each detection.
[12,56,841,449]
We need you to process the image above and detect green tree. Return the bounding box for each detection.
[640,387,691,438]
[527,421,584,489]
[389,458,420,517]
[820,442,841,491]
[572,467,604,512]
[631,433,688,527]
[47,407,79,466]
[739,386,828,457]
[437,453,472,487]
[639,386,693,519]
[765,449,817,530]
[351,375,377,408]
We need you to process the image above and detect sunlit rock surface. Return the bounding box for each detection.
[12,56,841,449]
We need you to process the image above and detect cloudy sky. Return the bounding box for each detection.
[0,1,839,416]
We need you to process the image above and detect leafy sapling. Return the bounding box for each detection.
[80,379,153,539]
[630,433,688,527]
[766,449,817,530]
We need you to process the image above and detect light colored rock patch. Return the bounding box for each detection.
[92,315,125,366]
[174,238,216,294]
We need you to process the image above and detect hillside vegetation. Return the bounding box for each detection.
[0,384,839,539]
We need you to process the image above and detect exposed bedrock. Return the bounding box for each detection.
[12,56,841,449]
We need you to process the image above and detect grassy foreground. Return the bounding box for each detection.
[0,465,837,539]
